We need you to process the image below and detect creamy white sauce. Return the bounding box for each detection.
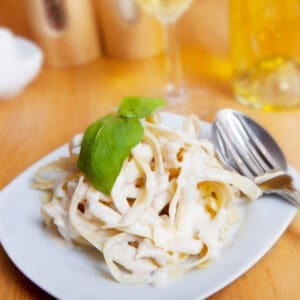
[36,114,262,286]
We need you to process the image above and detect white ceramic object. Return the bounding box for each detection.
[0,28,43,99]
[0,113,297,299]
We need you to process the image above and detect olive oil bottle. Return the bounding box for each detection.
[230,0,300,109]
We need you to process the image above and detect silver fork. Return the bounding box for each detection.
[212,109,300,208]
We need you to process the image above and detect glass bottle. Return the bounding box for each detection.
[230,0,300,109]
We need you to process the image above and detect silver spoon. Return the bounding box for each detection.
[212,109,300,208]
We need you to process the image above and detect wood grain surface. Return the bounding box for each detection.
[0,1,300,299]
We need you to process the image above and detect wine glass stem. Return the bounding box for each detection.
[163,21,186,102]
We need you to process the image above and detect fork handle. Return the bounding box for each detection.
[257,172,300,208]
[276,189,300,208]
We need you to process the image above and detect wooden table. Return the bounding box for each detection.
[1,1,300,299]
[1,55,300,300]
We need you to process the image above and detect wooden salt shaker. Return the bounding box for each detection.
[25,0,101,67]
[94,0,164,60]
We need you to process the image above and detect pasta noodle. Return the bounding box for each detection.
[33,114,262,286]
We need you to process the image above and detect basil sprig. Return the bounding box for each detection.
[77,96,166,195]
[119,96,167,118]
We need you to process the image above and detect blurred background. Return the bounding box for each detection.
[2,0,300,109]
[0,0,230,81]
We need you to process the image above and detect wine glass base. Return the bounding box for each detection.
[143,85,214,119]
[165,83,187,105]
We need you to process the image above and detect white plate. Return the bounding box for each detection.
[0,113,298,300]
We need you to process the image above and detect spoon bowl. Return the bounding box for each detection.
[213,109,287,173]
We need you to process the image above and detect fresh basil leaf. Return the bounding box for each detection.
[119,96,167,118]
[77,115,143,195]
[77,114,115,173]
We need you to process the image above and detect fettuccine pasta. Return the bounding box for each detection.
[33,114,261,286]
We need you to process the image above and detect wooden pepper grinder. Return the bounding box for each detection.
[94,0,164,60]
[25,0,101,67]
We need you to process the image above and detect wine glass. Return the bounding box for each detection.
[135,0,210,113]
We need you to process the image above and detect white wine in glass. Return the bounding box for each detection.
[136,0,209,112]
[136,0,193,23]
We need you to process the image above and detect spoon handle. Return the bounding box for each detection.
[276,189,300,208]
